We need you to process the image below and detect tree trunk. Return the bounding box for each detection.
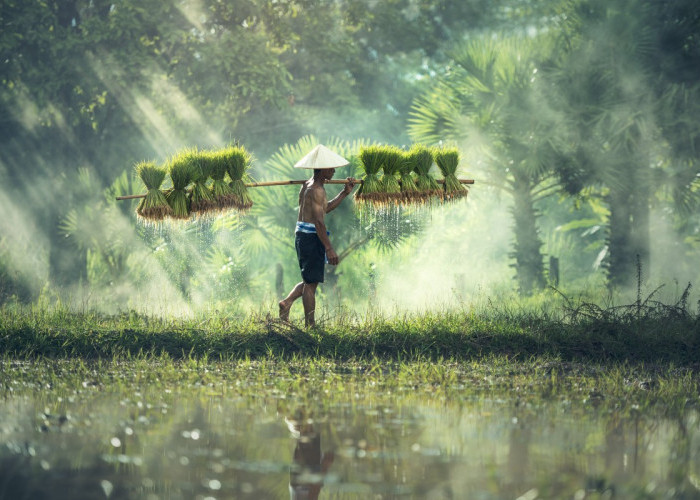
[510,177,546,294]
[606,169,651,289]
[606,186,634,288]
[630,177,651,281]
[275,263,285,298]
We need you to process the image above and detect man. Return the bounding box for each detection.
[278,144,356,327]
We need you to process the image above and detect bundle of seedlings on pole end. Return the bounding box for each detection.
[165,149,195,220]
[207,147,238,211]
[434,146,467,201]
[226,146,253,211]
[397,150,419,204]
[188,150,216,215]
[135,160,172,221]
[354,144,385,206]
[408,144,441,203]
[379,145,402,205]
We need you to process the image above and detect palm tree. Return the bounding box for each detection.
[548,0,700,287]
[58,168,131,287]
[408,35,563,293]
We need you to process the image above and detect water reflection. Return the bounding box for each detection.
[0,387,699,498]
[286,408,334,500]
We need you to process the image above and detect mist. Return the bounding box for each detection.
[1,0,699,318]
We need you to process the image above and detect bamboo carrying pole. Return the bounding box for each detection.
[116,178,474,200]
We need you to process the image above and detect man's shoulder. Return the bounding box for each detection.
[308,182,327,197]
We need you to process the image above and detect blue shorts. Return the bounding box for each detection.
[295,232,325,283]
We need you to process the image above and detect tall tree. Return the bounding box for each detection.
[408,35,563,293]
[548,0,700,287]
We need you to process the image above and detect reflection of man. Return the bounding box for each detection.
[286,411,335,500]
[278,145,356,328]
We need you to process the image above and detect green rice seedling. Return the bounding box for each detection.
[434,147,467,201]
[397,150,419,204]
[408,144,441,203]
[379,146,402,205]
[135,161,172,221]
[188,150,216,215]
[354,145,385,206]
[226,146,253,211]
[165,149,195,220]
[207,148,237,211]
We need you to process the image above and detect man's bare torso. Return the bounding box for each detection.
[298,180,327,223]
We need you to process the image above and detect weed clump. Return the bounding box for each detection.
[208,148,238,211]
[434,146,467,201]
[135,161,172,221]
[165,150,195,220]
[379,146,403,205]
[188,151,216,215]
[355,145,385,206]
[408,144,441,203]
[398,151,419,204]
[226,146,253,211]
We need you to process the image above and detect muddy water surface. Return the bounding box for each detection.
[1,363,699,499]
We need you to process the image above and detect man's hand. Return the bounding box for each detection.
[343,177,356,195]
[326,247,339,266]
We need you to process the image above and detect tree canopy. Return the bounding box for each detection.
[1,0,699,308]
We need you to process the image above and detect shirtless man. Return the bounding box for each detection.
[278,165,356,327]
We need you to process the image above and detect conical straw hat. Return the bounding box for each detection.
[294,144,349,169]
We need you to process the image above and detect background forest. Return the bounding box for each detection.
[1,0,699,317]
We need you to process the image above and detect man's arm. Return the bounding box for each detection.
[310,188,339,265]
[326,178,356,213]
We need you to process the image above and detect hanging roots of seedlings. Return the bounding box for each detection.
[355,145,385,206]
[226,146,253,211]
[397,150,419,205]
[207,147,238,211]
[434,146,467,201]
[188,150,216,215]
[379,146,402,206]
[135,161,172,221]
[166,149,194,219]
[408,144,441,203]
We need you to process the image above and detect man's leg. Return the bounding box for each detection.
[302,282,318,328]
[279,282,304,321]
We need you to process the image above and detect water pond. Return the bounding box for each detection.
[1,359,699,499]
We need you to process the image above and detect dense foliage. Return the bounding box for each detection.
[1,0,699,310]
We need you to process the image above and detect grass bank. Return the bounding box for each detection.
[1,294,698,364]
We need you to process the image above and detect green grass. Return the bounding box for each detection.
[1,298,698,364]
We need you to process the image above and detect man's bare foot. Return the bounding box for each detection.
[279,300,291,321]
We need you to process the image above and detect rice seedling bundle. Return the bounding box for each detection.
[397,150,419,204]
[188,151,216,214]
[207,147,237,211]
[226,146,253,211]
[408,144,441,202]
[354,145,385,206]
[379,146,402,205]
[135,161,172,221]
[165,149,195,220]
[434,147,467,201]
